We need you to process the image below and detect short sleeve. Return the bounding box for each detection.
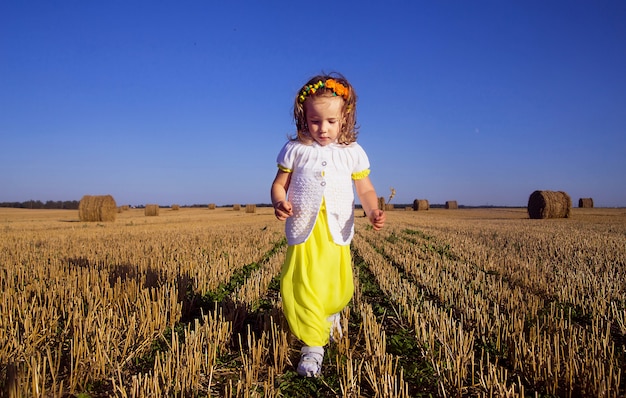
[350,143,370,177]
[276,141,296,172]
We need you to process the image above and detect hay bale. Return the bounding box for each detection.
[578,198,594,208]
[78,195,117,222]
[445,200,458,209]
[171,204,180,211]
[377,197,385,211]
[412,199,429,211]
[527,190,571,219]
[144,204,160,216]
[232,204,241,211]
[208,203,216,210]
[385,204,394,211]
[245,204,256,213]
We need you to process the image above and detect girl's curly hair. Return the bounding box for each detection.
[292,73,358,145]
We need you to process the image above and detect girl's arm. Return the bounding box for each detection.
[354,176,386,230]
[271,169,293,220]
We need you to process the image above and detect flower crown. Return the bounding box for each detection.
[298,79,349,103]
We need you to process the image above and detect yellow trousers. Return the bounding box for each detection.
[280,202,354,347]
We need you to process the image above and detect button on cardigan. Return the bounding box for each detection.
[276,140,370,246]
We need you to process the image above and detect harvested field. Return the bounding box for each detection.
[1,206,625,397]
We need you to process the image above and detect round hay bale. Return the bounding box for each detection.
[384,204,394,211]
[445,200,458,209]
[144,204,160,216]
[578,198,594,208]
[171,204,180,211]
[527,190,571,219]
[245,204,256,213]
[377,197,385,211]
[232,204,241,211]
[412,199,429,211]
[78,195,117,222]
[208,203,216,210]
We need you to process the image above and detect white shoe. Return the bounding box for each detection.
[328,313,343,343]
[297,346,324,377]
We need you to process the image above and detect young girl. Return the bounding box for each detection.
[270,74,386,377]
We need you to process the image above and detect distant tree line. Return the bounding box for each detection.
[0,200,80,209]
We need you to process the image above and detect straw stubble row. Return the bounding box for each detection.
[354,211,625,396]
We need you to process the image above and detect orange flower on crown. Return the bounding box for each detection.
[325,79,349,100]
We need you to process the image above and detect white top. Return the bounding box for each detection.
[276,140,370,245]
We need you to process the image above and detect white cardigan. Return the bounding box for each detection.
[276,140,370,246]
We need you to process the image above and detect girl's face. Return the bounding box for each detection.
[304,96,344,146]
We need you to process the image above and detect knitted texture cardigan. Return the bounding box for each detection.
[276,140,370,246]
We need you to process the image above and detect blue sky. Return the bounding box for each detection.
[2,1,625,207]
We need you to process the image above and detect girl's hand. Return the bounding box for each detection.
[274,200,293,221]
[369,209,386,231]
